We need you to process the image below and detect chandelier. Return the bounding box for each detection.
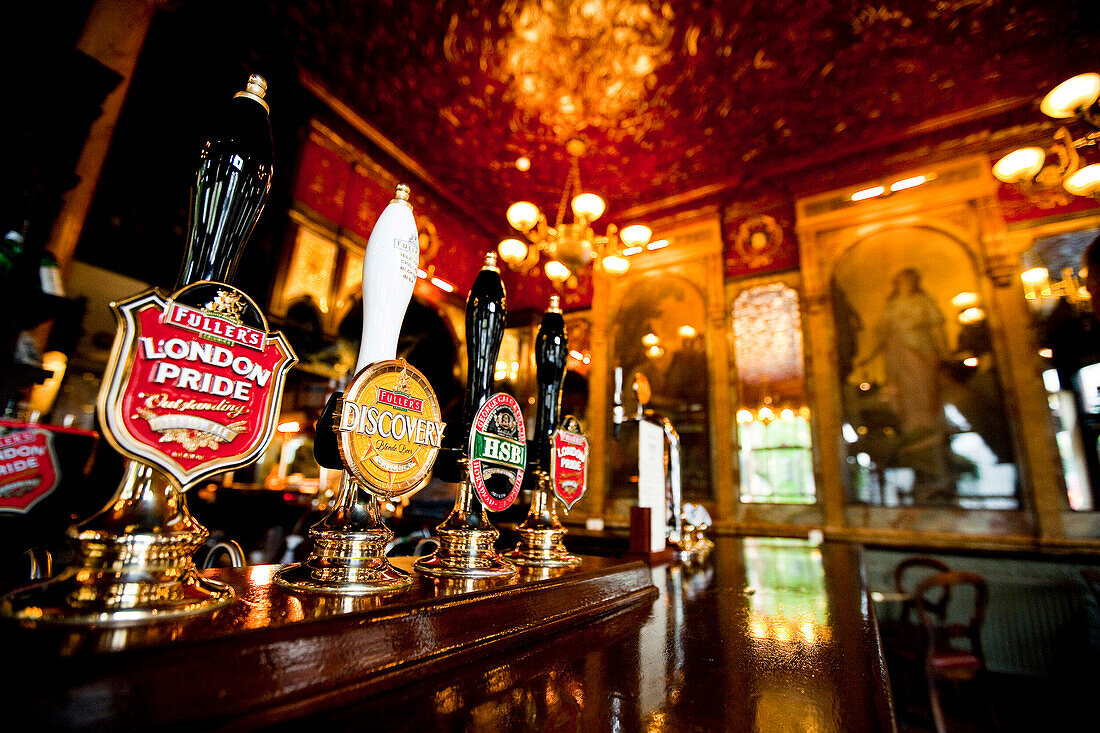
[497,0,674,142]
[498,139,653,286]
[993,73,1100,200]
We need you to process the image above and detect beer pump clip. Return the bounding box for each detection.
[276,184,445,595]
[505,295,583,569]
[1,75,298,624]
[415,252,522,580]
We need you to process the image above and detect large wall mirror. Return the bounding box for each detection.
[607,274,712,506]
[1019,224,1100,512]
[832,226,1018,508]
[731,281,816,504]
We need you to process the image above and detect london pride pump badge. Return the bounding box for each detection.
[469,392,526,511]
[551,416,589,511]
[98,281,297,490]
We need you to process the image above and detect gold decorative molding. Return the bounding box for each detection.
[299,72,495,237]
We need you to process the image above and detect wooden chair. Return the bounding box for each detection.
[881,557,953,723]
[895,557,952,634]
[913,570,997,733]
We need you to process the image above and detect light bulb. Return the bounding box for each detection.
[619,224,652,247]
[506,201,540,231]
[498,238,528,263]
[571,193,606,220]
[544,260,571,282]
[601,254,629,274]
[993,148,1046,183]
[1020,267,1049,285]
[951,292,979,308]
[1064,164,1100,197]
[1040,73,1100,119]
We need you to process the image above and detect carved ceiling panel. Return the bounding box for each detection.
[274,0,1097,219]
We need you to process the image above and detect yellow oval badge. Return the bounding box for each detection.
[336,359,445,499]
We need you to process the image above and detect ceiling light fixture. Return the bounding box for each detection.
[850,186,885,201]
[497,138,653,287]
[994,72,1100,200]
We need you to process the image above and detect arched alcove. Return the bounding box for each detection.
[831,225,1018,508]
[607,272,711,503]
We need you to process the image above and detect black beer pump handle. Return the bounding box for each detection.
[534,295,567,472]
[175,74,274,289]
[459,252,507,452]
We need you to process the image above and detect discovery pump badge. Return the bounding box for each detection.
[336,359,445,499]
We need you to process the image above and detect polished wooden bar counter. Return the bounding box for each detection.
[4,538,894,731]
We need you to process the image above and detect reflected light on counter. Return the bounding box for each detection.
[569,350,584,361]
[1039,348,1053,358]
[277,420,301,433]
[622,245,643,256]
[749,617,767,639]
[416,268,427,279]
[850,185,885,201]
[646,239,669,250]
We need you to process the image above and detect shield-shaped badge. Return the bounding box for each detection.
[97,281,297,491]
[0,427,60,513]
[551,419,588,511]
[469,392,526,511]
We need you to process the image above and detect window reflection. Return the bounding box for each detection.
[743,538,830,648]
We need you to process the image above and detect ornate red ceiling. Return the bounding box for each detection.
[275,0,1099,221]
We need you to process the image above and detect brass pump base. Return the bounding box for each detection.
[275,474,412,594]
[415,476,516,579]
[0,461,232,625]
[504,472,581,569]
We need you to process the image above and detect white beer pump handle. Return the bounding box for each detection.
[355,184,420,371]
